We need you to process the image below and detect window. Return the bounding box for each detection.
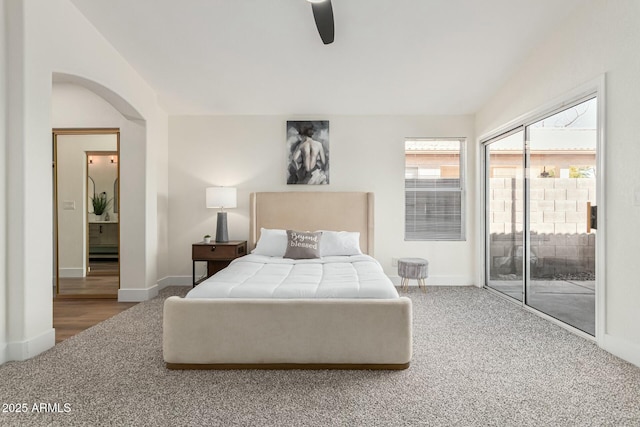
[405,138,465,241]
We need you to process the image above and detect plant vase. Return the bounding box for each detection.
[91,192,112,222]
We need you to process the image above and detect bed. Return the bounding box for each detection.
[163,192,413,369]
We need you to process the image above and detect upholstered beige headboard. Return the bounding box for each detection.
[249,192,375,256]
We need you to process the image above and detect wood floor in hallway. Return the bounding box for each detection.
[53,298,137,343]
[57,274,119,297]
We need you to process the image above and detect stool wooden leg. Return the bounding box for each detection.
[418,278,426,293]
[401,278,407,292]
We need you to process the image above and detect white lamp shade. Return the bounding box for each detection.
[206,187,237,209]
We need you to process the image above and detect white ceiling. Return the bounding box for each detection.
[69,0,587,116]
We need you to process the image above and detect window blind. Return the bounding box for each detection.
[404,139,465,241]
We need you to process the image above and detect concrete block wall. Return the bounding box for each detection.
[489,177,596,279]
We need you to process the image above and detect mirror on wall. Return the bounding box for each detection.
[53,130,120,298]
[87,151,119,276]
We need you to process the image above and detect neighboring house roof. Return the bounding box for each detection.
[406,129,596,152]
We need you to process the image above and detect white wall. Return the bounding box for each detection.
[168,115,476,284]
[5,0,31,363]
[0,0,8,365]
[2,0,168,363]
[56,134,117,277]
[476,0,640,366]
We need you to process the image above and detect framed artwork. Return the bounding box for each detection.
[286,120,330,185]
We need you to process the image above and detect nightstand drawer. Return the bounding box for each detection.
[192,240,247,287]
[192,242,246,260]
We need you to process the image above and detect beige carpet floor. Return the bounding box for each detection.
[0,286,638,426]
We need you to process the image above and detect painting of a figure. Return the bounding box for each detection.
[287,121,329,185]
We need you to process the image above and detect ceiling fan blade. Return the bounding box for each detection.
[311,0,334,45]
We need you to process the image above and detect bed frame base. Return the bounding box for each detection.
[166,362,410,370]
[163,296,412,369]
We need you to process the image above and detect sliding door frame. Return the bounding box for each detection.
[479,75,606,343]
[483,126,525,302]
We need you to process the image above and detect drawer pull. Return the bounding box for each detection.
[210,246,216,252]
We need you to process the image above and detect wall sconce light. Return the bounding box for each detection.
[89,156,93,164]
[206,187,237,243]
[110,156,117,164]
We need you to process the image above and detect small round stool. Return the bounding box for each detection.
[398,258,429,292]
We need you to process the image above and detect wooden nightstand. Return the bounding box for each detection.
[192,240,247,287]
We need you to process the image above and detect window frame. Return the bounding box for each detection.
[404,137,467,241]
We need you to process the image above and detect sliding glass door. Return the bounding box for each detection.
[526,97,597,335]
[484,96,597,336]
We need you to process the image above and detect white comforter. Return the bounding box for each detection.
[186,254,399,299]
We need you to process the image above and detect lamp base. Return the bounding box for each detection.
[215,212,229,243]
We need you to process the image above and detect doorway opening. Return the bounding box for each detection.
[53,129,120,298]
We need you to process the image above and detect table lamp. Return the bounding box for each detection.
[206,187,237,243]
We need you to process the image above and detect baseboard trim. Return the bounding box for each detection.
[601,333,640,368]
[118,285,159,302]
[0,342,7,365]
[389,275,473,286]
[157,276,191,290]
[58,268,84,278]
[7,329,55,361]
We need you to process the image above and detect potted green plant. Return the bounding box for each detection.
[203,234,212,244]
[91,192,112,219]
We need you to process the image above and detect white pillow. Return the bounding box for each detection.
[319,231,362,256]
[251,228,287,257]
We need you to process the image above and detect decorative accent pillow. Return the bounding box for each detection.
[318,231,362,256]
[284,230,322,259]
[251,228,287,257]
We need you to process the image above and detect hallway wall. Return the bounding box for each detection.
[1,0,168,364]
